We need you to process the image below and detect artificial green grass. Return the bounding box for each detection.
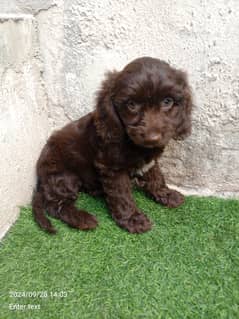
[0,190,239,319]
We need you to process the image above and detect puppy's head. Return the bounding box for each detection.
[96,57,193,147]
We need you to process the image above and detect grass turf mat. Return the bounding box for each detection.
[0,190,239,319]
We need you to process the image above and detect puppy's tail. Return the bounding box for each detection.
[32,179,56,234]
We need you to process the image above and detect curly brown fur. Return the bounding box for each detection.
[32,56,193,234]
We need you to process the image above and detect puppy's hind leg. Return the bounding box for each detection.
[56,203,98,230]
[45,172,98,231]
[32,186,57,234]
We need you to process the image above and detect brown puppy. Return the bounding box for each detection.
[32,57,193,234]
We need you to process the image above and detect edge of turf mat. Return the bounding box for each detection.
[1,190,239,319]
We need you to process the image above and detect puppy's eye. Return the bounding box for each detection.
[161,97,174,109]
[127,100,140,112]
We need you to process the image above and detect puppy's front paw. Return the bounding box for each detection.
[155,188,185,208]
[117,212,152,234]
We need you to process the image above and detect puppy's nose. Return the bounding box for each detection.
[148,132,162,142]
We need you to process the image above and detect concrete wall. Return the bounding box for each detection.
[0,0,238,237]
[0,14,49,236]
[0,1,66,237]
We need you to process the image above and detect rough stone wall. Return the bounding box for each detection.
[0,0,238,237]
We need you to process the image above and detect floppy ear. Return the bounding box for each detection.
[94,71,124,143]
[173,82,193,140]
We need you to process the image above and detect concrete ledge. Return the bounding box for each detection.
[0,13,33,22]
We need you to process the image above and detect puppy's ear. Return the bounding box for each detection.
[174,82,193,140]
[94,71,124,143]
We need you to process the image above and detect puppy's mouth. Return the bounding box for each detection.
[142,140,163,148]
[140,139,165,149]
